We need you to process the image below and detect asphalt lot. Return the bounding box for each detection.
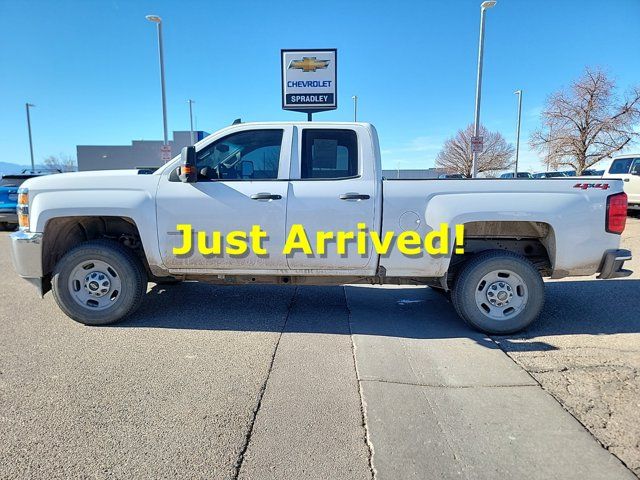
[1,221,639,479]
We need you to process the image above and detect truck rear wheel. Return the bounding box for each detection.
[451,250,544,334]
[52,240,147,326]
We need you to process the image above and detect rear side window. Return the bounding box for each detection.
[301,129,358,179]
[609,158,635,174]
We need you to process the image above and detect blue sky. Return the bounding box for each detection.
[1,0,639,172]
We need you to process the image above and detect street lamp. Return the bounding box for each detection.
[352,95,358,122]
[471,0,497,178]
[514,89,523,175]
[187,99,195,145]
[25,103,36,171]
[146,15,169,147]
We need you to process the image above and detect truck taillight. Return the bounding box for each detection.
[606,192,627,234]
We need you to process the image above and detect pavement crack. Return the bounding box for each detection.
[344,286,376,480]
[231,287,297,480]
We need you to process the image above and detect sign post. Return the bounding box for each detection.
[281,49,337,120]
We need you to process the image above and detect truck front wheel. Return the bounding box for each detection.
[451,250,544,334]
[52,240,147,326]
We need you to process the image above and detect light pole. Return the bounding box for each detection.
[146,15,169,147]
[352,95,358,122]
[187,99,195,145]
[514,89,523,174]
[25,103,35,171]
[471,0,497,178]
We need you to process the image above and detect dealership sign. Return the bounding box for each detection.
[281,49,337,113]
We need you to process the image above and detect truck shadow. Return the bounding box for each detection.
[115,278,640,351]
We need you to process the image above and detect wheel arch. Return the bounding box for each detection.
[41,216,150,280]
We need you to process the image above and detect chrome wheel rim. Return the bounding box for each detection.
[68,259,122,310]
[474,269,528,320]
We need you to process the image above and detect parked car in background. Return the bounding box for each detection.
[603,154,640,210]
[437,173,466,179]
[533,171,568,178]
[580,169,605,176]
[0,170,59,230]
[500,172,534,179]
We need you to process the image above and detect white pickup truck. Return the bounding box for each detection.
[10,122,633,334]
[603,154,640,210]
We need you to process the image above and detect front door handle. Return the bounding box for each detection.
[339,193,370,200]
[250,193,282,200]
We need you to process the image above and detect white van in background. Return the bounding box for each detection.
[603,154,640,210]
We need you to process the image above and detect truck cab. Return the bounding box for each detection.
[603,154,640,210]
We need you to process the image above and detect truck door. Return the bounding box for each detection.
[156,126,292,271]
[285,126,380,272]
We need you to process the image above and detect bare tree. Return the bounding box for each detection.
[530,68,640,174]
[435,124,514,178]
[43,154,77,172]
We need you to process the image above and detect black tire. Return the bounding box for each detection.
[52,239,147,326]
[451,250,544,335]
[0,222,9,231]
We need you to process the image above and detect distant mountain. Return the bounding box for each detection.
[0,162,29,175]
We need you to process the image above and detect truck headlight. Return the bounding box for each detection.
[17,188,29,230]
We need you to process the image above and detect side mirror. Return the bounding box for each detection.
[178,146,197,183]
[240,161,254,179]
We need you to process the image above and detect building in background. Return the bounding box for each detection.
[77,130,209,171]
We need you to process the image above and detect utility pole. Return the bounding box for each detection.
[25,103,35,171]
[187,99,195,145]
[352,95,358,122]
[514,90,523,174]
[146,15,169,146]
[471,1,497,178]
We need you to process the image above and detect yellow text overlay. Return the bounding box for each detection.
[173,223,465,257]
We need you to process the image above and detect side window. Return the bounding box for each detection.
[301,129,358,179]
[196,129,283,180]
[609,158,633,174]
[631,158,640,175]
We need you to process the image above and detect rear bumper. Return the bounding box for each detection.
[597,249,632,279]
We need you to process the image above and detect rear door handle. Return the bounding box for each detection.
[339,193,370,200]
[250,193,282,200]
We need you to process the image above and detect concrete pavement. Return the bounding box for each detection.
[0,231,637,479]
[494,216,640,476]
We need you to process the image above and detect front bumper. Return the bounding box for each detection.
[10,230,44,278]
[597,249,632,279]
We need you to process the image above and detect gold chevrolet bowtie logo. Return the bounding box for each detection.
[288,57,330,72]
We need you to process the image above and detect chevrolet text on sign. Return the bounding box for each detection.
[281,49,337,112]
